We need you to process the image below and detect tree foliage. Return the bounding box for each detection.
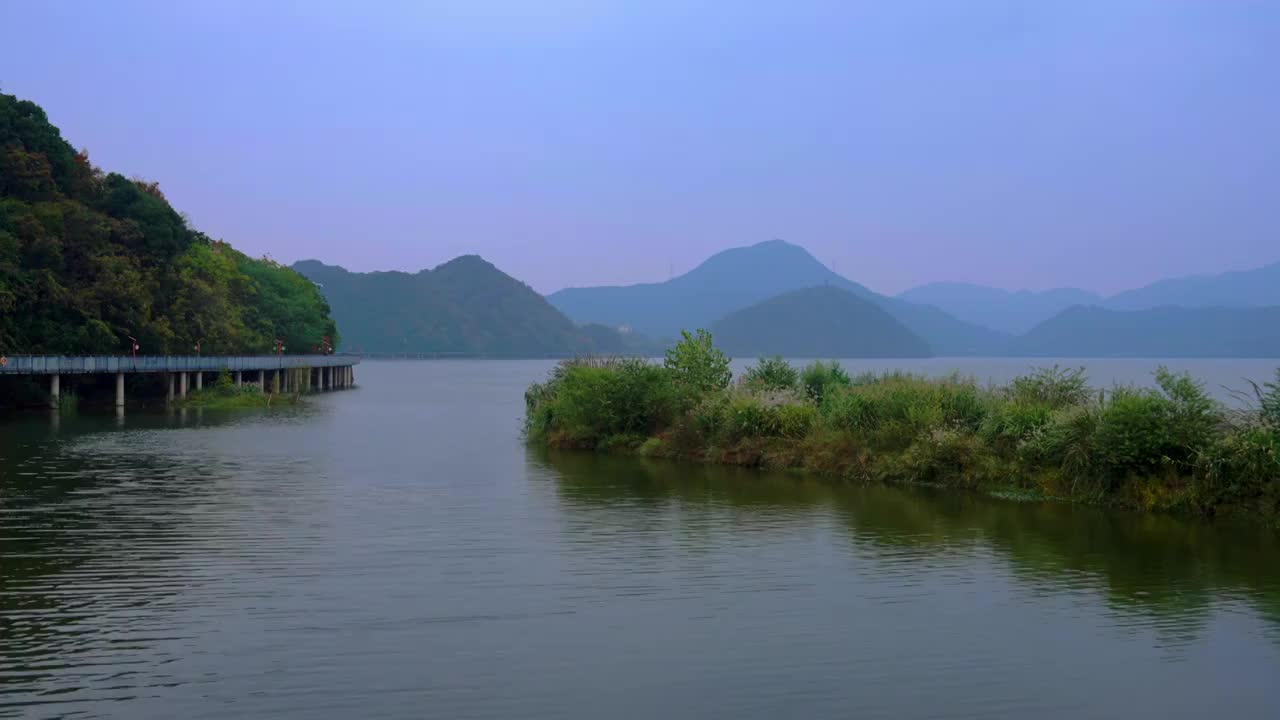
[664,329,731,399]
[0,92,338,354]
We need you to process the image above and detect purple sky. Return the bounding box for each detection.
[2,1,1277,295]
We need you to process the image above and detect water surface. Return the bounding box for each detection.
[2,360,1278,718]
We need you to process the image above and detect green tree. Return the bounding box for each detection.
[664,329,731,399]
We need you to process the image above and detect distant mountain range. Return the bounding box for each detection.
[897,283,1102,335]
[711,286,932,358]
[898,261,1280,335]
[295,240,1280,359]
[1103,261,1280,311]
[292,258,644,356]
[548,240,1003,355]
[1009,306,1280,358]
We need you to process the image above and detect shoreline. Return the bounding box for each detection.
[523,336,1280,523]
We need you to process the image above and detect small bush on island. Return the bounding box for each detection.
[742,356,800,392]
[525,330,1280,521]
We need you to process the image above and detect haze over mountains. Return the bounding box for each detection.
[292,258,644,356]
[297,240,1280,359]
[548,240,1002,355]
[711,287,932,359]
[897,284,1103,335]
[899,261,1280,334]
[1009,306,1280,358]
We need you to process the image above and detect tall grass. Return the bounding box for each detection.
[524,336,1280,520]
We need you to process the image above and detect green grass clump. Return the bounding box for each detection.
[800,360,851,404]
[742,356,800,392]
[523,331,1280,520]
[178,369,294,409]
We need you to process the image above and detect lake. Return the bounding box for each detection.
[2,359,1279,719]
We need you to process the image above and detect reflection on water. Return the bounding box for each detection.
[2,360,1279,719]
[538,449,1280,644]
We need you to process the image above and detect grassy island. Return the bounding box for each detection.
[525,330,1280,520]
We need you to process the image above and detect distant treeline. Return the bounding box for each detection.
[0,93,338,356]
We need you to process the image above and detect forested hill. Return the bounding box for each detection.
[711,286,933,358]
[0,93,338,355]
[292,258,641,356]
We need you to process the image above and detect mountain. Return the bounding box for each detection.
[1104,261,1280,310]
[292,257,632,356]
[548,240,1003,355]
[897,283,1101,335]
[900,261,1280,335]
[1009,306,1280,358]
[711,286,932,358]
[0,92,336,355]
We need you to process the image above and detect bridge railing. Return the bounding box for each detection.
[0,354,360,375]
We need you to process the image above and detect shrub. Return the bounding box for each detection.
[664,329,731,402]
[724,395,781,441]
[800,361,851,404]
[1008,366,1090,409]
[1195,426,1280,513]
[776,403,817,439]
[527,357,675,446]
[883,428,998,489]
[822,390,879,432]
[1153,366,1219,453]
[981,401,1051,447]
[1021,404,1101,495]
[818,373,988,445]
[1251,368,1280,428]
[743,356,799,392]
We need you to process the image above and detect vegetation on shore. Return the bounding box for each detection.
[0,92,337,355]
[524,331,1280,519]
[176,370,297,409]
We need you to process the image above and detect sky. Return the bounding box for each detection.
[1,0,1277,296]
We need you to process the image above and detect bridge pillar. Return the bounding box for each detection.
[272,370,281,394]
[195,371,203,391]
[167,373,174,404]
[258,370,265,389]
[115,372,125,409]
[234,370,242,387]
[180,371,188,398]
[49,374,60,409]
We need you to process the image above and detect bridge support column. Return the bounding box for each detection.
[348,366,354,386]
[272,370,281,394]
[258,370,265,389]
[49,373,60,409]
[234,370,242,387]
[167,373,174,404]
[180,371,188,398]
[194,372,202,391]
[115,372,125,409]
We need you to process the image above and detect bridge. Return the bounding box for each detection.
[0,354,360,409]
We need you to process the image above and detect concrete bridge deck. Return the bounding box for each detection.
[0,354,360,409]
